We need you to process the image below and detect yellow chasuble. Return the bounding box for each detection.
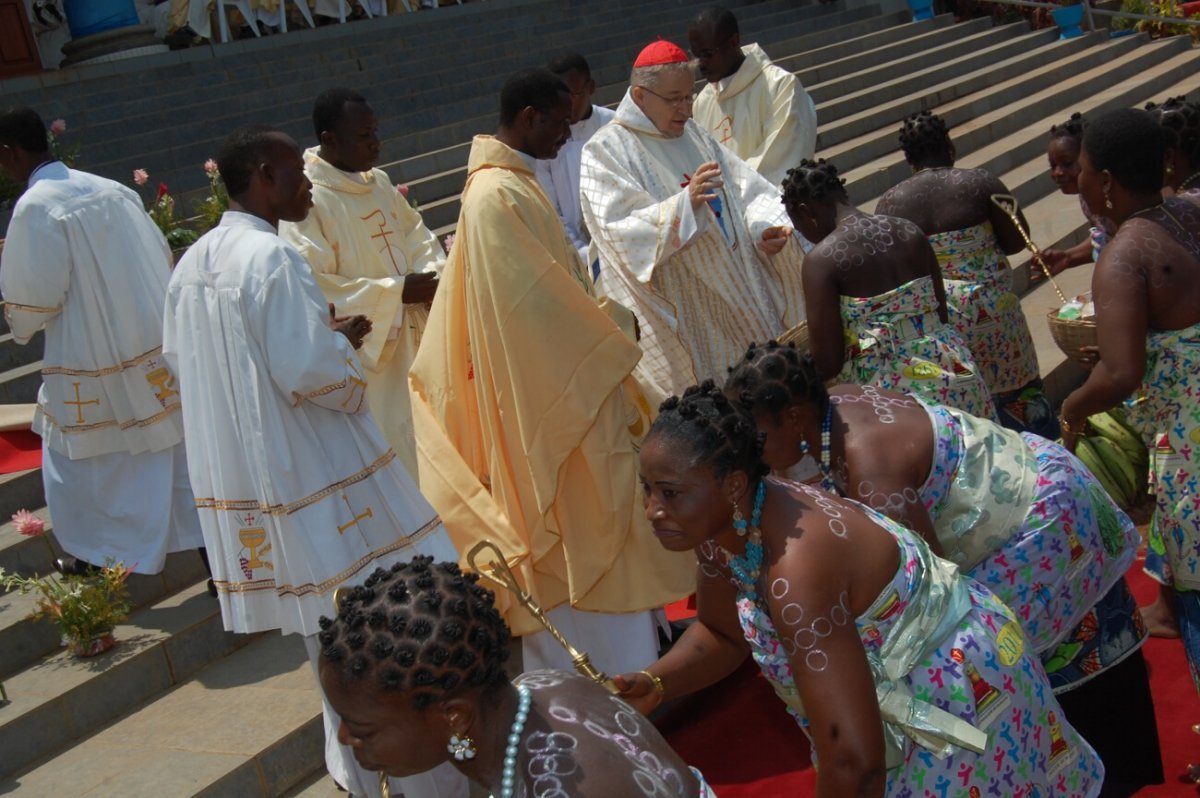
[410,136,694,635]
[280,148,445,479]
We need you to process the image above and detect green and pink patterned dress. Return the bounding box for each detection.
[927,222,1039,398]
[837,276,996,420]
[733,486,1104,797]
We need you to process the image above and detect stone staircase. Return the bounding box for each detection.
[0,0,1197,793]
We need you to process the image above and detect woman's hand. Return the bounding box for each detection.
[1032,249,1073,278]
[612,671,663,715]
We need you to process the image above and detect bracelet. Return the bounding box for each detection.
[1058,414,1087,436]
[638,669,666,703]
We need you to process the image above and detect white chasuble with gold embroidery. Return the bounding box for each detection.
[1,162,185,458]
[280,149,445,481]
[580,92,805,398]
[165,212,456,636]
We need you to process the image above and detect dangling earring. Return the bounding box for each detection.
[732,501,748,536]
[448,733,477,761]
[1166,164,1175,177]
[799,440,811,458]
[1103,185,1113,211]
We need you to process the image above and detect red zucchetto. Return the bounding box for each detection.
[633,39,689,68]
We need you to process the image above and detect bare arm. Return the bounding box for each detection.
[985,176,1029,256]
[924,241,950,325]
[802,251,847,381]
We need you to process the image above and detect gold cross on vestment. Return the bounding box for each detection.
[361,209,401,273]
[337,495,374,535]
[65,381,101,424]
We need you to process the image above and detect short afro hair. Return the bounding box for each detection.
[547,52,591,79]
[215,124,280,198]
[1082,108,1165,196]
[0,106,50,155]
[312,87,368,141]
[499,68,569,129]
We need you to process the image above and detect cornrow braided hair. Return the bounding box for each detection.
[724,340,830,422]
[898,110,951,164]
[1049,112,1087,143]
[781,158,847,215]
[650,380,770,481]
[318,556,511,710]
[1145,96,1200,165]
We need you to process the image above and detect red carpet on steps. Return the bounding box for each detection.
[657,555,1199,796]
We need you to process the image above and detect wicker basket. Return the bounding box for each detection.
[778,320,810,352]
[1046,308,1098,364]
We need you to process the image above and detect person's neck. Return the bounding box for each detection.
[17,152,54,185]
[318,147,365,174]
[1174,160,1200,193]
[715,51,746,83]
[1112,190,1167,228]
[913,156,953,173]
[456,684,521,794]
[227,198,278,230]
[578,104,594,122]
[833,200,863,227]
[494,129,534,160]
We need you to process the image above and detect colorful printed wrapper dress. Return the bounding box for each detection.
[1129,321,1200,690]
[836,275,996,421]
[927,223,1056,439]
[733,489,1105,797]
[916,400,1144,690]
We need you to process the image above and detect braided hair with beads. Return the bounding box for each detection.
[1145,96,1200,173]
[898,110,952,166]
[318,556,511,710]
[724,340,829,422]
[648,380,770,481]
[780,158,848,218]
[1049,112,1087,145]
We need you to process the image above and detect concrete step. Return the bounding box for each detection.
[0,360,43,405]
[0,579,251,781]
[0,467,45,526]
[0,535,208,679]
[0,331,43,373]
[3,632,323,797]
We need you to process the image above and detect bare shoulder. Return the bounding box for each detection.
[514,671,700,797]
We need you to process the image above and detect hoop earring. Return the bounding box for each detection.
[448,733,477,761]
[732,502,748,537]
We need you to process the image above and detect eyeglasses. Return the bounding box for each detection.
[639,86,695,109]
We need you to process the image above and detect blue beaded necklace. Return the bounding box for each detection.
[725,480,767,600]
[818,403,837,494]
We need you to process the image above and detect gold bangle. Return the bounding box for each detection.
[1059,415,1087,436]
[638,669,666,701]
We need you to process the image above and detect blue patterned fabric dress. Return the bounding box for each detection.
[732,487,1104,797]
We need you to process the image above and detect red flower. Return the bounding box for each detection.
[156,183,169,202]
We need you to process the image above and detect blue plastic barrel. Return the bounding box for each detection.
[63,0,140,39]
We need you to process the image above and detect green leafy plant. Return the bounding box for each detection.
[1134,0,1200,40]
[196,158,230,235]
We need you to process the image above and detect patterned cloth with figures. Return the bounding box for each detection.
[835,275,996,421]
[918,400,1144,690]
[734,491,1104,797]
[927,222,1039,398]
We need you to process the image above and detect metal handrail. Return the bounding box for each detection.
[979,0,1200,31]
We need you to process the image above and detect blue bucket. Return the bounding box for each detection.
[63,0,140,39]
[1051,3,1087,38]
[908,0,936,21]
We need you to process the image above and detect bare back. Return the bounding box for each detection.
[876,167,1017,243]
[808,212,937,298]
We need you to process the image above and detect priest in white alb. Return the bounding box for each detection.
[163,126,464,798]
[689,5,818,188]
[0,106,204,577]
[580,40,805,398]
[280,87,444,479]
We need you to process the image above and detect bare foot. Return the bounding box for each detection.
[1141,585,1182,639]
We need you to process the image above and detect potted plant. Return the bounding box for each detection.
[1050,1,1088,36]
[0,511,133,658]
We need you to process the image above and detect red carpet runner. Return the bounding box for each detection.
[657,556,1198,796]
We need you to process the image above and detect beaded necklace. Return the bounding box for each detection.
[1179,170,1200,193]
[491,684,532,798]
[818,403,837,494]
[724,481,766,601]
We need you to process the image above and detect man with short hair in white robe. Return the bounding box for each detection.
[0,106,204,578]
[280,87,443,480]
[163,125,464,798]
[534,53,615,278]
[689,5,818,188]
[580,41,805,399]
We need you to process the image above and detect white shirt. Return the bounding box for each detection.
[536,104,616,265]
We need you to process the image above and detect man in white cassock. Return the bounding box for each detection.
[0,106,204,578]
[162,125,465,798]
[280,87,443,480]
[689,5,818,188]
[534,53,615,279]
[580,40,806,399]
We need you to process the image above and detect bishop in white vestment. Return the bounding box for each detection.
[163,127,462,798]
[0,107,203,575]
[281,88,445,480]
[580,42,805,398]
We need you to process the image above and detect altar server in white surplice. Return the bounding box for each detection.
[534,53,615,276]
[580,41,805,399]
[163,126,464,798]
[0,106,204,577]
[689,6,818,188]
[280,87,444,481]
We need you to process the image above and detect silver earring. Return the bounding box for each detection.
[447,733,477,761]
